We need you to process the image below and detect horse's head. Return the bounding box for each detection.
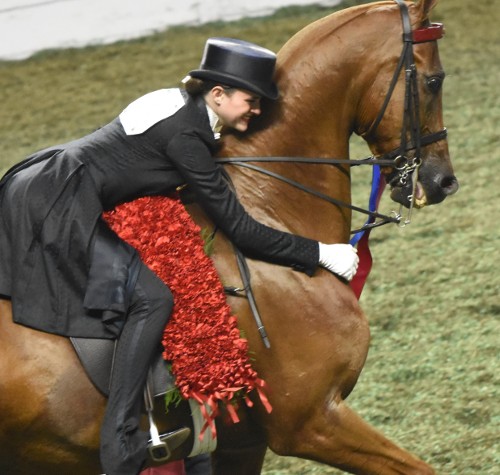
[359,0,458,209]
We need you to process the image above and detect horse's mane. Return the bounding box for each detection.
[277,1,394,60]
[278,1,427,62]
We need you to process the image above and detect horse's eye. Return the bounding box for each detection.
[427,76,443,94]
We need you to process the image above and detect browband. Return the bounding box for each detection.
[412,23,444,43]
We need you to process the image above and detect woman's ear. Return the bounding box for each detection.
[210,86,225,106]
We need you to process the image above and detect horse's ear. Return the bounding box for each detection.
[416,0,439,20]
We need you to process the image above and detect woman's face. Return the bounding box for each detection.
[212,87,262,132]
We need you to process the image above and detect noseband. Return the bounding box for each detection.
[216,0,448,232]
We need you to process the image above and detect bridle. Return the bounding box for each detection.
[216,0,447,232]
[216,0,448,347]
[365,0,447,226]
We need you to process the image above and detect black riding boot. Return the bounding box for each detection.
[100,265,173,475]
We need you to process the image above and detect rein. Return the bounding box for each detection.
[216,158,400,232]
[216,0,447,347]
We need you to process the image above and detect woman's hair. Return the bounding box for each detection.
[182,76,236,97]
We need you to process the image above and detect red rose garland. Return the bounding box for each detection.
[103,195,271,437]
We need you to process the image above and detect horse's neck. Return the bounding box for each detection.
[225,3,394,154]
[221,3,395,242]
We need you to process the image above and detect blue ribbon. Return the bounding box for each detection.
[350,165,382,246]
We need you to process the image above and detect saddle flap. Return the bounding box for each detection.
[70,337,175,397]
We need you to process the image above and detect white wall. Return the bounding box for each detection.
[0,0,341,60]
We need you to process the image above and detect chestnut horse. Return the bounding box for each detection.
[0,1,458,474]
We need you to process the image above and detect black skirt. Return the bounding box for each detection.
[0,149,138,338]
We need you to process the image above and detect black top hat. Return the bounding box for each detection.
[189,38,279,100]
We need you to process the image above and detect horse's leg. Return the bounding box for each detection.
[210,407,267,475]
[235,275,435,475]
[269,399,434,475]
[211,444,267,475]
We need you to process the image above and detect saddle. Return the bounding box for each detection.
[70,337,217,461]
[70,337,204,462]
[70,337,175,397]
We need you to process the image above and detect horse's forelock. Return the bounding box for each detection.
[414,0,439,25]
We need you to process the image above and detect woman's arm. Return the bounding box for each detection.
[167,130,319,274]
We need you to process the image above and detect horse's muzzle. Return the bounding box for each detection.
[390,173,459,208]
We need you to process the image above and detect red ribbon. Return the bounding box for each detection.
[350,170,386,300]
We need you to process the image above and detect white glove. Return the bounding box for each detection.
[318,243,359,281]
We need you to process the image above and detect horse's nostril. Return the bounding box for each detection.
[441,176,459,195]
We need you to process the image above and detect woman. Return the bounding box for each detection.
[0,38,358,474]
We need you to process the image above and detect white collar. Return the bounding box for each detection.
[205,104,222,136]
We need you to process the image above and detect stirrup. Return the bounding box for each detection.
[144,369,190,462]
[147,427,191,462]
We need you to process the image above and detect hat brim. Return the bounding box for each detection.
[189,69,279,100]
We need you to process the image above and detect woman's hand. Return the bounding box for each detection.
[318,243,359,281]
